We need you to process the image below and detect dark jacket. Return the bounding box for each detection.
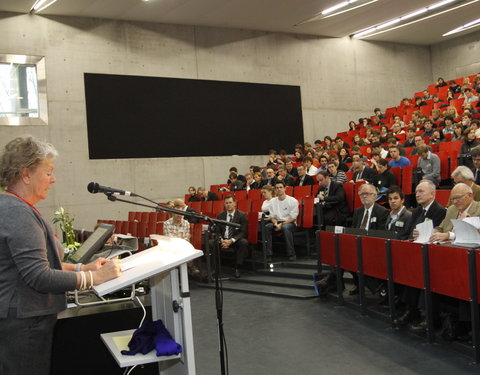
[353,166,376,184]
[294,174,314,186]
[406,200,447,238]
[203,191,219,201]
[318,181,349,216]
[217,210,248,242]
[385,208,413,240]
[352,203,389,230]
[373,169,396,190]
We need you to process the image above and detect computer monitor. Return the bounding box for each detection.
[69,223,115,264]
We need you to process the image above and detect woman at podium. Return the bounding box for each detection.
[0,136,121,375]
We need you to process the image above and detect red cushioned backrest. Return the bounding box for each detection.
[191,201,201,212]
[201,201,213,213]
[342,183,354,212]
[319,231,336,266]
[339,233,358,272]
[361,236,387,280]
[234,190,247,200]
[237,199,251,213]
[247,212,258,244]
[248,189,262,200]
[301,197,315,228]
[391,240,424,289]
[429,244,470,301]
[293,185,312,199]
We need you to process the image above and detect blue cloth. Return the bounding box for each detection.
[121,320,183,356]
[388,157,411,168]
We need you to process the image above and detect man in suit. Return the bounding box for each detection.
[470,146,480,185]
[285,160,298,178]
[350,159,376,184]
[352,183,389,230]
[277,165,295,187]
[294,164,314,186]
[409,180,446,239]
[214,195,248,278]
[228,172,245,191]
[447,166,480,206]
[385,186,412,240]
[199,187,219,201]
[316,171,349,227]
[430,183,480,243]
[173,198,200,224]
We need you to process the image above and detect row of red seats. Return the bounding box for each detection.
[318,231,480,360]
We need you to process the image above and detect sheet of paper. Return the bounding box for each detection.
[452,219,480,244]
[462,216,480,229]
[413,220,434,243]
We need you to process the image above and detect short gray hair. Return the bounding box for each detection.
[451,166,474,181]
[0,136,58,187]
[417,179,436,193]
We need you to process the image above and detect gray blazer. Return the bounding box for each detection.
[0,195,77,318]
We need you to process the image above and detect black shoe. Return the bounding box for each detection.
[393,310,414,326]
[409,319,427,333]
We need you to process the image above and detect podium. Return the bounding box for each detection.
[93,236,203,374]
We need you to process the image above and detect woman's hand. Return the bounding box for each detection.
[83,257,108,271]
[92,258,122,285]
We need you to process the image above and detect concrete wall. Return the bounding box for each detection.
[0,13,431,229]
[431,30,480,82]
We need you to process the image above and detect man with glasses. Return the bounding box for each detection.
[447,166,480,206]
[429,183,480,243]
[264,181,299,261]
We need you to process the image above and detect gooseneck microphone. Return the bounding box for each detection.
[87,182,137,197]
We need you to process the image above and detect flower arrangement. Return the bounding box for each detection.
[52,206,81,260]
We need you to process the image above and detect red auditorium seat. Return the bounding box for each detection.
[342,182,355,212]
[361,237,387,280]
[391,240,424,289]
[201,201,213,213]
[237,199,252,213]
[248,189,262,200]
[435,189,451,207]
[251,199,264,213]
[293,185,312,199]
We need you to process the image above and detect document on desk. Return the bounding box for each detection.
[413,220,433,243]
[452,219,480,244]
[462,216,480,229]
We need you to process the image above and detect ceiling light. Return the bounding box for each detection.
[428,0,456,10]
[443,17,480,35]
[352,0,475,38]
[31,0,59,13]
[322,1,349,15]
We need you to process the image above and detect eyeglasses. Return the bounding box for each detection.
[451,193,467,201]
[358,192,375,197]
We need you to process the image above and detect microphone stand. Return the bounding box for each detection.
[102,192,236,375]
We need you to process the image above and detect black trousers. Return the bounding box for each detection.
[209,238,248,267]
[0,308,57,375]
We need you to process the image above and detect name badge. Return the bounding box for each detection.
[396,221,404,228]
[371,217,377,223]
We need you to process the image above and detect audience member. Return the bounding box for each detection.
[227,167,246,184]
[316,171,349,226]
[410,135,431,155]
[294,164,314,186]
[173,198,200,224]
[388,146,411,168]
[261,185,275,217]
[228,173,245,191]
[471,146,480,185]
[416,145,441,186]
[373,159,396,192]
[459,127,480,169]
[452,124,464,141]
[285,160,299,178]
[335,136,350,149]
[403,127,417,147]
[277,165,295,187]
[385,186,412,240]
[187,186,200,202]
[429,129,445,144]
[199,187,219,201]
[464,88,479,103]
[214,195,248,278]
[264,181,299,261]
[303,156,318,176]
[326,161,348,183]
[447,166,480,206]
[261,168,278,187]
[351,159,376,184]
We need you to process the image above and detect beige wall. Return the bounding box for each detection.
[0,13,431,229]
[430,30,480,82]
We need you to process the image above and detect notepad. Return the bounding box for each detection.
[414,220,434,243]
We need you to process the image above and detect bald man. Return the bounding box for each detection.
[429,183,480,243]
[173,198,201,224]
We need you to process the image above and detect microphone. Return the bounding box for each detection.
[87,182,137,197]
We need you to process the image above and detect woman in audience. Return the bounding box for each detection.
[305,149,320,167]
[431,109,443,123]
[373,159,396,192]
[379,125,390,143]
[463,102,478,115]
[460,127,480,169]
[352,134,365,147]
[446,105,459,119]
[261,185,275,217]
[436,77,447,88]
[473,76,480,92]
[452,124,464,141]
[471,120,480,138]
[326,161,348,184]
[292,150,304,162]
[187,186,200,202]
[250,172,263,190]
[369,151,381,173]
[338,147,352,164]
[323,136,334,152]
[348,121,357,131]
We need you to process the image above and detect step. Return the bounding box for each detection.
[229,274,316,290]
[256,265,318,280]
[198,279,318,299]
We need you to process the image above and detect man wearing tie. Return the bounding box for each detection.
[316,171,349,227]
[409,180,446,239]
[215,195,248,278]
[294,164,314,187]
[470,146,480,185]
[352,183,389,230]
[350,159,376,184]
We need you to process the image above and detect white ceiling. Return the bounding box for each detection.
[1,0,480,45]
